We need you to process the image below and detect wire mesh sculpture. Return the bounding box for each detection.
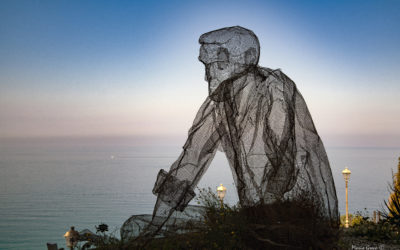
[121,26,338,239]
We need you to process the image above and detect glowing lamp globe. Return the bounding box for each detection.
[342,167,351,182]
[64,226,79,249]
[217,184,227,200]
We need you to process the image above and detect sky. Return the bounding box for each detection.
[0,0,399,147]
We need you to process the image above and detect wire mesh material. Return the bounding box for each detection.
[121,26,338,239]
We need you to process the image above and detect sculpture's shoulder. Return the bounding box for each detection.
[256,67,298,96]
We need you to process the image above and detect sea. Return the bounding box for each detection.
[0,137,399,249]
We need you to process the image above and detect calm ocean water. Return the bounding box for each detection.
[0,138,399,249]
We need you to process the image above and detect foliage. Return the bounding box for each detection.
[340,209,371,228]
[128,188,339,249]
[383,159,400,227]
[340,214,364,227]
[96,223,109,234]
[344,219,400,244]
[76,224,123,250]
[82,188,339,249]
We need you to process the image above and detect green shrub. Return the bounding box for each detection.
[86,188,340,249]
[340,213,366,227]
[145,188,340,249]
[344,219,400,244]
[383,160,400,227]
[340,209,372,228]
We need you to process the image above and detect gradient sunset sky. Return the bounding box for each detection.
[1,0,399,147]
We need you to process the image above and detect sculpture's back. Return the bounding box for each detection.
[210,63,338,221]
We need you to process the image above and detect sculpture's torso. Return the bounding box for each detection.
[209,68,336,221]
[210,68,296,205]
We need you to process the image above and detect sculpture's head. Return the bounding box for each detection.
[198,26,260,96]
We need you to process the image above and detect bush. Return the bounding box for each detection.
[344,219,400,244]
[340,198,400,244]
[340,209,371,228]
[87,188,340,249]
[383,165,400,227]
[142,188,339,249]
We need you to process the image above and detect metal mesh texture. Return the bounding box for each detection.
[121,26,338,239]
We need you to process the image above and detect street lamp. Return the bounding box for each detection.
[64,226,79,250]
[342,167,351,228]
[217,184,227,207]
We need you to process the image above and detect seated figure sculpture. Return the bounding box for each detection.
[129,26,338,237]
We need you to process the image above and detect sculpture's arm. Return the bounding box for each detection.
[260,69,337,219]
[262,72,297,196]
[293,90,338,220]
[151,97,221,219]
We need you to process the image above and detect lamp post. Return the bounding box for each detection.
[217,184,227,208]
[342,167,351,228]
[64,226,79,250]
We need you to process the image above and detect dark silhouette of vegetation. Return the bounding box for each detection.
[87,188,339,249]
[96,224,109,234]
[383,157,400,226]
[343,217,400,244]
